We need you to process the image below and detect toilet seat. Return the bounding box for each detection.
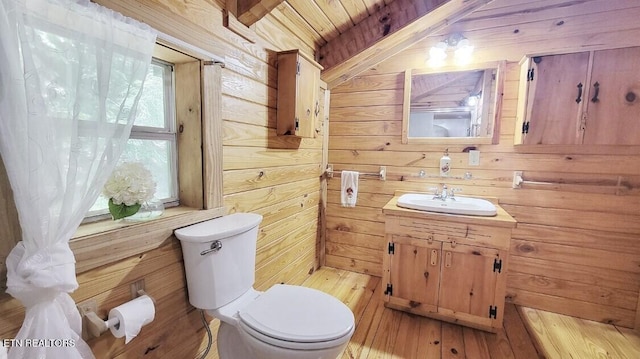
[237,284,355,350]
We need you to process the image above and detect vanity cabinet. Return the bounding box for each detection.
[382,197,516,332]
[516,46,640,145]
[276,49,323,138]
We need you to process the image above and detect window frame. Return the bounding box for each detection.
[84,57,180,220]
[128,57,179,207]
[70,39,225,273]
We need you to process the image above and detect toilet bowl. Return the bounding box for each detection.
[174,213,355,359]
[216,285,354,359]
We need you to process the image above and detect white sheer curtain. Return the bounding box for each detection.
[0,0,156,358]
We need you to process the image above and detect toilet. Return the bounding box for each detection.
[174,213,355,359]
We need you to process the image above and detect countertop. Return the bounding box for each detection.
[382,192,517,228]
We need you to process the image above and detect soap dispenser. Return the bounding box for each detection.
[440,149,451,177]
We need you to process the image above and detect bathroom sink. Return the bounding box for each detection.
[396,193,497,217]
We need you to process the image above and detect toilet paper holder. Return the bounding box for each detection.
[83,289,155,338]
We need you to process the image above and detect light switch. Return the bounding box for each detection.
[468,150,480,166]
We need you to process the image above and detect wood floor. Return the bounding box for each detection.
[204,267,640,359]
[518,306,640,359]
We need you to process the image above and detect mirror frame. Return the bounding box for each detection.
[401,61,506,145]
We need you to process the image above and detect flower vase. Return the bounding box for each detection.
[125,197,164,221]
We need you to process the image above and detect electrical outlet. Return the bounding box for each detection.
[468,150,480,166]
[513,171,524,188]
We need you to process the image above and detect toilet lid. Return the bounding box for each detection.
[238,284,355,343]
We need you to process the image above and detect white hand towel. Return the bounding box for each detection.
[341,171,359,207]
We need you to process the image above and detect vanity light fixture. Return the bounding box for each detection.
[427,33,474,67]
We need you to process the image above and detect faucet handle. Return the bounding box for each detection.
[449,187,462,198]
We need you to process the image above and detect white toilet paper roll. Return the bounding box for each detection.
[108,295,155,344]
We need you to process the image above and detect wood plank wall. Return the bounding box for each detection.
[0,0,323,357]
[326,0,640,328]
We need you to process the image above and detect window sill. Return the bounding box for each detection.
[70,206,225,274]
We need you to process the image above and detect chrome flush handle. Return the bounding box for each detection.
[200,240,223,256]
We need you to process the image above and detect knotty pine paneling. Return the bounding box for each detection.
[269,3,327,48]
[327,51,640,327]
[509,255,640,292]
[330,73,404,94]
[224,146,323,170]
[256,12,316,55]
[0,0,325,357]
[330,105,403,122]
[331,89,403,108]
[223,164,322,193]
[255,205,318,266]
[286,0,340,41]
[224,120,322,149]
[253,192,321,228]
[221,70,276,108]
[221,95,276,128]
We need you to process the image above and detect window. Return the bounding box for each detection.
[68,39,222,272]
[87,58,178,218]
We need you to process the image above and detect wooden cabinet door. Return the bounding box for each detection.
[438,243,501,323]
[583,47,640,144]
[276,50,321,138]
[524,52,589,145]
[295,55,319,138]
[388,237,441,313]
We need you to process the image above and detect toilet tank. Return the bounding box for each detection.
[174,213,263,310]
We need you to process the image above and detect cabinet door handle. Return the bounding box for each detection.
[591,82,600,103]
[314,101,320,117]
[444,251,452,268]
[576,83,583,104]
[430,249,438,266]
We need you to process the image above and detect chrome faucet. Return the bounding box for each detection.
[431,184,461,201]
[440,184,448,200]
[431,184,447,200]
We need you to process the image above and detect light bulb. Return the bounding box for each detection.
[428,41,447,67]
[429,42,447,60]
[467,95,479,106]
[454,39,474,65]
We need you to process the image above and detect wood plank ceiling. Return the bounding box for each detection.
[231,0,636,88]
[230,0,494,88]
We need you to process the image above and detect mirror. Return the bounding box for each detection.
[402,62,505,144]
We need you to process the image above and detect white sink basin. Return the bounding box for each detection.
[396,193,497,217]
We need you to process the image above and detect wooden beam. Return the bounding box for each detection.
[230,0,285,27]
[319,0,449,69]
[223,9,257,43]
[320,0,494,89]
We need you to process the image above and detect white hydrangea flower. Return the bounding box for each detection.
[103,162,156,206]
